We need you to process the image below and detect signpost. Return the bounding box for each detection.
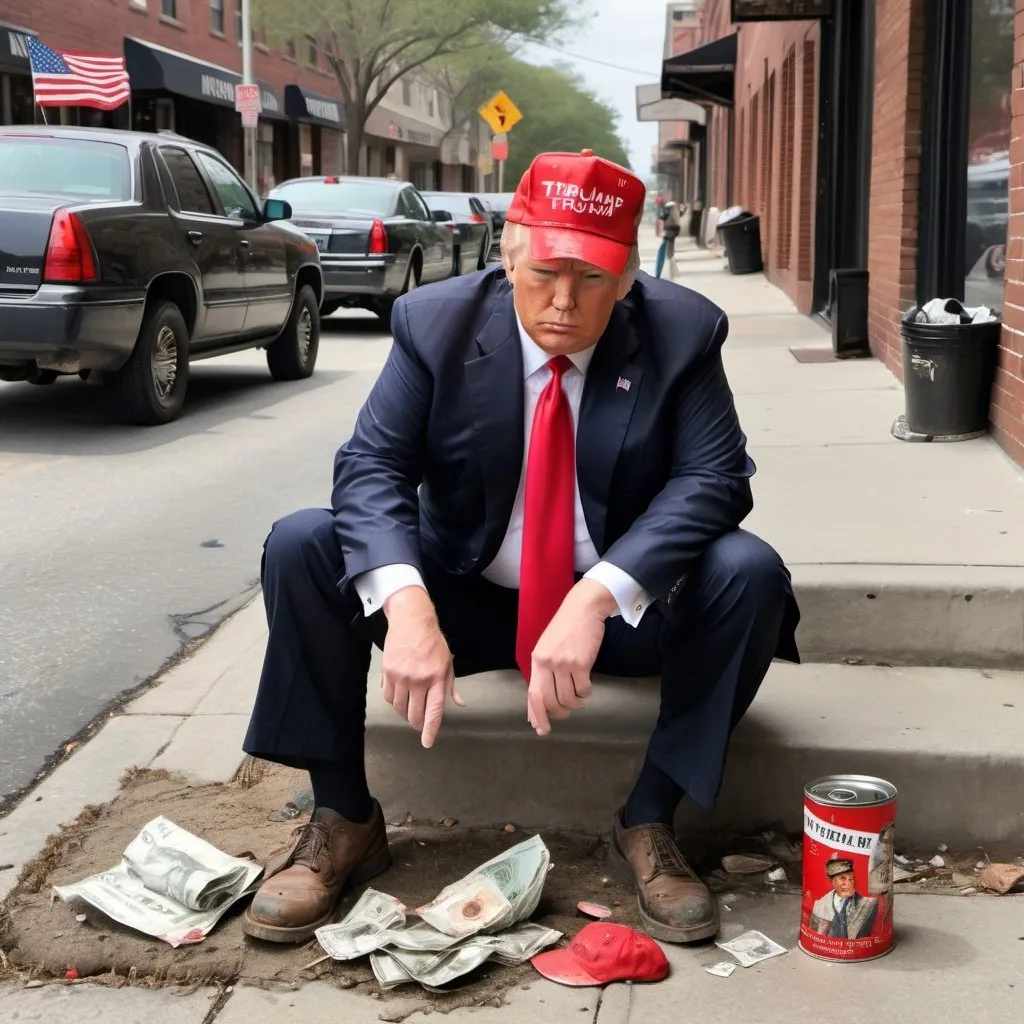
[235,83,261,128]
[730,0,833,21]
[239,0,256,190]
[478,90,523,193]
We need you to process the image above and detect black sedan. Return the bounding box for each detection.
[420,192,493,276]
[481,192,515,261]
[0,126,323,425]
[268,176,453,320]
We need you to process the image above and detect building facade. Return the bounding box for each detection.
[659,0,1022,468]
[0,1,479,195]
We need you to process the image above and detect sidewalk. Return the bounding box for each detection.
[641,225,1024,668]
[3,229,1024,1021]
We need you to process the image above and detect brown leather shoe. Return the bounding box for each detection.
[607,809,719,943]
[242,802,391,943]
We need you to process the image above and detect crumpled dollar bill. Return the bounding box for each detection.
[53,817,262,947]
[315,835,559,989]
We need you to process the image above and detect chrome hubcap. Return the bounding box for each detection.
[152,325,178,400]
[298,307,313,363]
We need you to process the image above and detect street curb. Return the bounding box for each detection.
[0,598,265,903]
[792,564,1024,668]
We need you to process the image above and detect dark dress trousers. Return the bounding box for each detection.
[243,267,800,810]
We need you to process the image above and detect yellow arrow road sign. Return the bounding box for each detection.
[479,90,523,135]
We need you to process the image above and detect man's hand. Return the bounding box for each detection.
[527,579,618,737]
[381,587,465,748]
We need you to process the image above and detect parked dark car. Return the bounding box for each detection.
[267,176,453,320]
[481,192,515,261]
[420,192,492,276]
[0,126,323,425]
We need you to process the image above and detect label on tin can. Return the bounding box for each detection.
[799,775,897,962]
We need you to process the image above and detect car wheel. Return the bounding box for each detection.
[985,244,1006,279]
[267,284,320,381]
[28,369,59,385]
[106,299,189,425]
[452,245,461,277]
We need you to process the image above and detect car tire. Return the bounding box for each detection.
[267,284,320,381]
[452,245,461,277]
[29,370,59,385]
[107,299,189,425]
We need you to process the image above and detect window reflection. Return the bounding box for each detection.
[965,0,1013,307]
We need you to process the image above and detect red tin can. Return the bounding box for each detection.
[799,774,897,962]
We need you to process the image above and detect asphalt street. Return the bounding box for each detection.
[0,313,390,809]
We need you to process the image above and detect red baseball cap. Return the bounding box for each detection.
[504,150,646,274]
[530,922,669,987]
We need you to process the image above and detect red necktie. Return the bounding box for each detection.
[516,356,576,682]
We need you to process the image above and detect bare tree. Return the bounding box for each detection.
[254,0,575,174]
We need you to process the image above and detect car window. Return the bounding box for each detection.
[270,179,396,216]
[196,152,260,221]
[160,147,215,215]
[469,198,486,217]
[0,138,130,199]
[408,191,432,221]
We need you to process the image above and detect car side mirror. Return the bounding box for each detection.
[431,210,452,222]
[264,198,292,222]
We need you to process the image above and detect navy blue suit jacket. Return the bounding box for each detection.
[332,266,789,631]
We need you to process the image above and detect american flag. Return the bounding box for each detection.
[28,37,130,110]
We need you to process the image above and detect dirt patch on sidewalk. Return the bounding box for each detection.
[0,761,639,1011]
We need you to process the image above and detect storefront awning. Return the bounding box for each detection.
[284,85,346,130]
[124,37,285,119]
[365,104,444,150]
[661,33,737,107]
[0,21,35,71]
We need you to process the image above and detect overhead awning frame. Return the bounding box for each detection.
[660,32,738,108]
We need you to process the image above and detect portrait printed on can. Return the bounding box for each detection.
[800,783,896,961]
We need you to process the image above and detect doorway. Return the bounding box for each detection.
[812,0,877,318]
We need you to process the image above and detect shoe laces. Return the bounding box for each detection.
[291,819,339,874]
[643,825,696,881]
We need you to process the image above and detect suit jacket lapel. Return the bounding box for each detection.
[465,284,524,559]
[578,298,643,553]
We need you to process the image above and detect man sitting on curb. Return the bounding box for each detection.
[240,149,800,946]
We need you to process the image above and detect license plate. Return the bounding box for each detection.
[307,233,330,252]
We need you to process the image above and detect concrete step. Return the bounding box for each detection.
[790,564,1024,669]
[365,657,1024,848]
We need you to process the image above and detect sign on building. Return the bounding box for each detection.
[730,0,833,20]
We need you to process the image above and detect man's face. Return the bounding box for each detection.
[506,254,630,355]
[831,871,857,899]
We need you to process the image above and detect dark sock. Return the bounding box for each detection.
[309,761,374,823]
[622,758,684,828]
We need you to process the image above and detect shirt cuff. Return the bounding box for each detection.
[353,563,426,617]
[583,561,654,627]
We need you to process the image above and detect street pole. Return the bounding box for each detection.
[241,0,256,191]
[497,158,504,193]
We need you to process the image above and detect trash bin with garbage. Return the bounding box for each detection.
[892,297,1001,442]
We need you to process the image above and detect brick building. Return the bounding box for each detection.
[659,0,1023,468]
[0,1,475,192]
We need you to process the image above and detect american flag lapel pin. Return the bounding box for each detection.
[616,376,631,392]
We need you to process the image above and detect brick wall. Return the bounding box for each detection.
[865,0,925,377]
[0,0,340,103]
[992,1,1024,464]
[700,1,820,312]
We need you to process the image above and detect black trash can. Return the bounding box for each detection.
[718,212,764,275]
[900,308,1001,437]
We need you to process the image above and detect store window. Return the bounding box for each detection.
[964,0,1013,306]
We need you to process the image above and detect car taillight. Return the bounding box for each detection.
[470,213,487,223]
[43,210,97,283]
[369,219,388,254]
[443,222,455,230]
[324,175,339,184]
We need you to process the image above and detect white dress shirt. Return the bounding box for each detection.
[353,315,654,626]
